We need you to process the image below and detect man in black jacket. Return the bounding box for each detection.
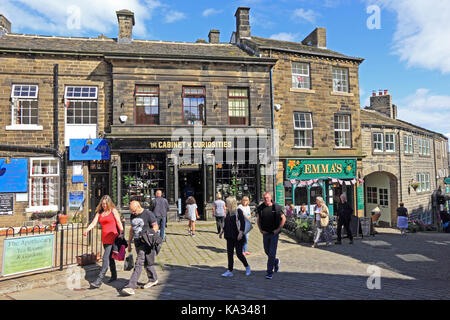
[335,194,353,244]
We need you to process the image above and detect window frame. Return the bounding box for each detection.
[334,114,351,148]
[227,87,249,126]
[373,132,384,152]
[379,188,389,206]
[385,133,395,152]
[291,62,311,89]
[332,67,349,93]
[29,157,60,210]
[134,85,160,125]
[367,186,378,204]
[10,84,39,126]
[64,86,98,125]
[182,86,206,125]
[293,112,313,148]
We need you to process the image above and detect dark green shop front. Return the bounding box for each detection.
[284,158,358,216]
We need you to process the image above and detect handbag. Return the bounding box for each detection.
[124,254,134,271]
[112,245,126,261]
[236,209,253,235]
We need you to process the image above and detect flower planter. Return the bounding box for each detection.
[58,214,68,225]
[295,228,303,241]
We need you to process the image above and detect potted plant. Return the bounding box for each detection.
[410,182,420,191]
[58,212,68,224]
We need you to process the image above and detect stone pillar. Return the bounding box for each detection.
[235,7,251,40]
[116,10,135,44]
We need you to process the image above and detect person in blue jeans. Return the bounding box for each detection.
[151,190,169,242]
[256,192,286,280]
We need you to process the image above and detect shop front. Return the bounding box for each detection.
[110,136,270,220]
[284,158,362,216]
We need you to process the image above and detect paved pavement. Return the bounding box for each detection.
[1,221,450,300]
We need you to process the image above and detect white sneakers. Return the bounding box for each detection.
[221,270,233,277]
[246,266,251,276]
[121,287,135,296]
[143,279,159,289]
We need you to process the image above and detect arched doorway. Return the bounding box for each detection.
[364,171,398,226]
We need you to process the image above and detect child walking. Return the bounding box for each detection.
[185,196,200,237]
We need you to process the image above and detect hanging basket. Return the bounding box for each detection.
[410,183,420,191]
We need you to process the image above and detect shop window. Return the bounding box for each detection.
[65,86,98,124]
[294,112,313,147]
[183,87,205,125]
[10,84,39,126]
[334,114,351,148]
[30,158,59,208]
[121,153,166,208]
[373,132,383,152]
[379,188,388,206]
[228,88,249,125]
[215,163,257,202]
[292,62,310,89]
[135,85,159,125]
[367,186,377,204]
[332,67,349,93]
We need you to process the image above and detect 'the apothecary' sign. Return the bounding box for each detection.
[286,158,357,180]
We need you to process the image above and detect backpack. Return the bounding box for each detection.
[235,208,253,235]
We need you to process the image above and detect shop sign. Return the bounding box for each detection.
[0,194,14,215]
[275,183,285,207]
[69,191,84,211]
[286,159,357,180]
[69,139,110,161]
[357,184,364,211]
[2,234,55,277]
[0,158,28,193]
[444,177,450,185]
[149,140,233,150]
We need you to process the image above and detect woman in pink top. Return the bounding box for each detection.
[84,195,124,288]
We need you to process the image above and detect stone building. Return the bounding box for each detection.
[361,90,449,226]
[233,7,365,216]
[0,9,276,227]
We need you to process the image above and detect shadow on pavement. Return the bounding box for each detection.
[197,245,227,253]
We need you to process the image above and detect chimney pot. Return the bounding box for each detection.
[372,91,376,97]
[384,89,388,95]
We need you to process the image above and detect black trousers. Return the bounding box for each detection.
[226,238,248,272]
[336,217,353,241]
[216,216,225,233]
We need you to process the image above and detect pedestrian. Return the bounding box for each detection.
[83,195,124,288]
[396,202,409,236]
[312,197,332,248]
[185,196,200,237]
[371,206,381,235]
[335,194,354,245]
[238,196,252,256]
[285,203,295,219]
[152,190,170,242]
[219,196,251,277]
[213,193,226,234]
[121,201,159,296]
[299,203,308,217]
[256,192,286,280]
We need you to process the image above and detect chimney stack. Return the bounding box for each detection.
[116,9,135,43]
[301,27,326,48]
[235,7,251,41]
[208,29,220,44]
[370,89,396,119]
[0,14,11,34]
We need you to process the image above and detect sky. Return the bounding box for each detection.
[1,0,449,144]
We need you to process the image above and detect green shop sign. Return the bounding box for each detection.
[444,177,450,185]
[286,158,357,180]
[2,234,55,277]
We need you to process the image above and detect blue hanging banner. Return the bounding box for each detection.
[0,159,28,193]
[69,139,110,161]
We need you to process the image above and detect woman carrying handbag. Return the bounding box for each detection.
[312,197,332,248]
[83,195,124,288]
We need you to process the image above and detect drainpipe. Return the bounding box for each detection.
[432,136,438,227]
[398,131,402,202]
[270,63,276,198]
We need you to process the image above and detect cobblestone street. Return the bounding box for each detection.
[1,221,450,300]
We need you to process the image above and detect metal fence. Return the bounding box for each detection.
[0,223,103,280]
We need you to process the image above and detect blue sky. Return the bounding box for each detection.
[1,0,449,143]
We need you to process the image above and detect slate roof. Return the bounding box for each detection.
[361,109,448,139]
[0,33,276,63]
[242,36,364,62]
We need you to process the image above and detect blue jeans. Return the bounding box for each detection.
[156,217,166,240]
[243,233,249,252]
[263,233,279,275]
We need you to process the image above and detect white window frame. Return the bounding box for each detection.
[379,188,389,206]
[293,112,313,148]
[292,62,311,89]
[373,132,384,152]
[419,138,423,155]
[27,157,60,212]
[367,186,377,204]
[7,84,43,130]
[425,139,430,155]
[425,173,430,191]
[408,135,413,154]
[64,86,98,125]
[385,133,395,152]
[332,67,349,93]
[334,114,351,148]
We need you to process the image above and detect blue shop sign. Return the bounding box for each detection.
[0,159,28,193]
[69,139,110,161]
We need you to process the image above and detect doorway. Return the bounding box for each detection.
[178,169,204,220]
[89,174,109,222]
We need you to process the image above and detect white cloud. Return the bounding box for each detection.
[202,8,222,17]
[0,0,163,38]
[395,89,450,137]
[292,8,319,24]
[367,0,450,74]
[270,32,298,42]
[164,10,186,23]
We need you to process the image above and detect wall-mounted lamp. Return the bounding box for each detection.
[214,103,218,109]
[120,102,125,109]
[5,156,11,164]
[257,103,262,110]
[86,137,94,145]
[168,100,172,108]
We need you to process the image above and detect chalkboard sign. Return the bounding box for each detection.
[360,217,372,237]
[0,194,14,215]
[343,215,359,237]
